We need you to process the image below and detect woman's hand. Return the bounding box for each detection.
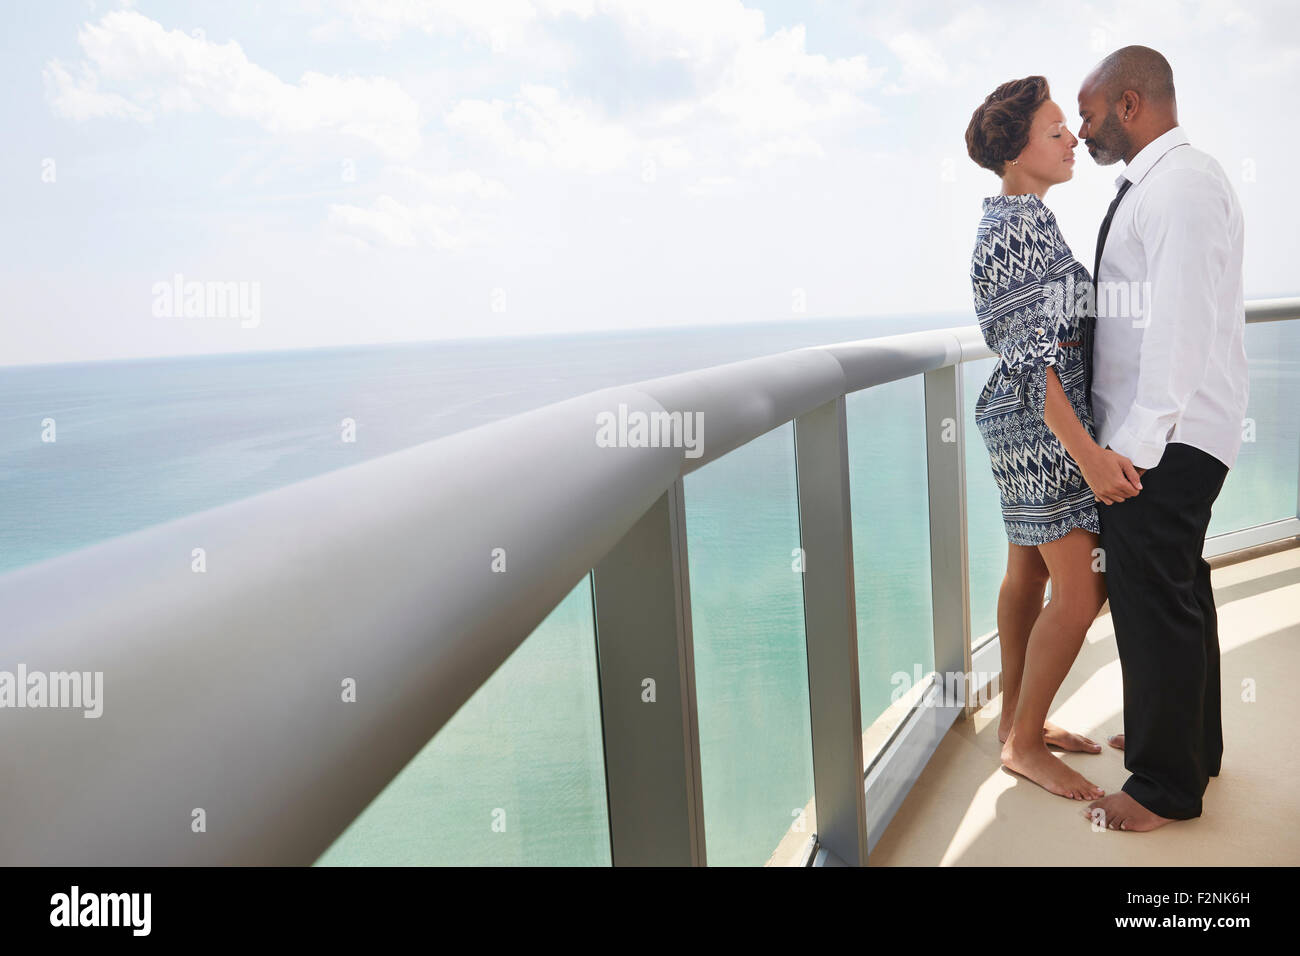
[1077,444,1144,505]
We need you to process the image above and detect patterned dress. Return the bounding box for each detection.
[970,193,1100,546]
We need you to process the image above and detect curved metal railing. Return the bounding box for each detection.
[0,298,1296,865]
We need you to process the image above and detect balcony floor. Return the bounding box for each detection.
[868,538,1300,867]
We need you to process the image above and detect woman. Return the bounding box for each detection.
[965,76,1144,800]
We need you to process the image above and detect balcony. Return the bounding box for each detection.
[1,298,1296,866]
[774,537,1300,866]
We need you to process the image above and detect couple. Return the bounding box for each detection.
[965,45,1249,831]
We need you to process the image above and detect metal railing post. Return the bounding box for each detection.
[923,363,974,715]
[793,396,869,866]
[590,478,706,866]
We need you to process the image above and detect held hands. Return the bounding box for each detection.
[1079,444,1144,505]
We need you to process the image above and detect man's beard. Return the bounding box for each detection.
[1085,109,1132,165]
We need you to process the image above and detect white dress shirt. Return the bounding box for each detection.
[1091,125,1250,470]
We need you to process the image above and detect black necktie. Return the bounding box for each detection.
[1085,178,1133,395]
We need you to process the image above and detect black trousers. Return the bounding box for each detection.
[1097,441,1229,819]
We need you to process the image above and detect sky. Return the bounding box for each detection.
[2,0,1298,366]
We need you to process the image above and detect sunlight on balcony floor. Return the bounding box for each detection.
[867,538,1300,867]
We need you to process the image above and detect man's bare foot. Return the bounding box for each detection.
[1001,734,1105,800]
[997,720,1102,753]
[1108,734,1124,750]
[1080,791,1175,831]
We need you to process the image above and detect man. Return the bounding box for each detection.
[1076,46,1250,831]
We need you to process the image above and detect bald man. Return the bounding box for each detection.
[1075,46,1250,832]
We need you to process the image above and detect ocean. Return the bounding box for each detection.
[2,313,1296,866]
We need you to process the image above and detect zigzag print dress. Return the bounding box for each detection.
[970,193,1100,546]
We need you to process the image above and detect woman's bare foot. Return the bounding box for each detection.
[997,720,1102,753]
[1080,792,1174,831]
[1001,732,1105,800]
[1108,734,1124,750]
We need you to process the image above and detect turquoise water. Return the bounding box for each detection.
[2,315,1296,865]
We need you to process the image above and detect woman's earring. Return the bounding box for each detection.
[1010,159,1019,165]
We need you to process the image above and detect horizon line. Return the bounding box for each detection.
[0,307,978,372]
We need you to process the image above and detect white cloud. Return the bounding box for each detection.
[317,0,761,61]
[437,9,883,179]
[393,167,512,200]
[885,32,952,92]
[327,163,510,249]
[682,174,741,198]
[699,24,883,134]
[328,194,474,249]
[44,10,423,157]
[318,0,570,47]
[742,135,825,169]
[42,59,151,121]
[446,86,702,177]
[863,0,1300,94]
[582,0,764,65]
[317,1,884,175]
[446,85,647,173]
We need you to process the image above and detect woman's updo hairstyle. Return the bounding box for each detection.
[965,75,1050,176]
